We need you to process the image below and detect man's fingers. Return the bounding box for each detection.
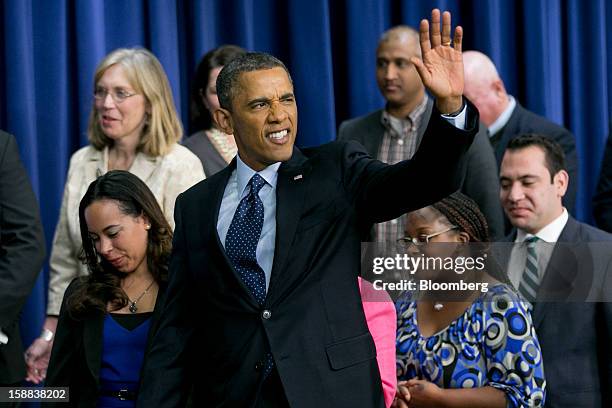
[411,56,429,84]
[453,26,463,52]
[441,10,452,46]
[430,8,441,47]
[419,19,431,54]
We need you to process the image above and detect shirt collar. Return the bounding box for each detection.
[236,154,281,196]
[381,94,429,133]
[515,208,569,243]
[488,95,516,136]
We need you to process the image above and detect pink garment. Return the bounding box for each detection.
[359,277,397,408]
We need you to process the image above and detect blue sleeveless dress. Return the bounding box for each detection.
[96,313,152,408]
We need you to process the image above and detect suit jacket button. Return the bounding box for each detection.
[254,361,264,372]
[262,309,272,319]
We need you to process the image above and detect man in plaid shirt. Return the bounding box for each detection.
[339,25,504,242]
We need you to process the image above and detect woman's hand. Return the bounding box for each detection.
[403,379,444,408]
[391,381,412,408]
[24,316,57,383]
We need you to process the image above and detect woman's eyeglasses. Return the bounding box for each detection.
[396,226,458,246]
[94,87,138,104]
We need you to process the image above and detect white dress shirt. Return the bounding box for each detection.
[508,208,569,288]
[488,95,516,136]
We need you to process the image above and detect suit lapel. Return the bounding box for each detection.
[502,229,550,330]
[205,160,254,296]
[494,103,521,163]
[207,159,236,248]
[416,97,434,148]
[267,149,309,301]
[532,218,579,329]
[83,147,160,184]
[83,311,104,384]
[84,147,106,180]
[362,112,385,159]
[209,159,275,307]
[129,151,161,185]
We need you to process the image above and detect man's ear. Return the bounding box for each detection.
[213,108,233,135]
[553,169,569,198]
[492,79,507,100]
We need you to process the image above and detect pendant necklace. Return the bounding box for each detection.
[433,301,444,311]
[128,281,155,314]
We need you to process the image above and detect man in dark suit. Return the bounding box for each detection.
[499,134,612,407]
[139,10,478,408]
[464,50,578,215]
[338,25,504,240]
[0,130,45,403]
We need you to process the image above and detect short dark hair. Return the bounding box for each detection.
[216,52,292,110]
[506,134,567,182]
[68,170,172,317]
[190,45,246,131]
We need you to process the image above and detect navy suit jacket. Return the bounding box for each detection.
[504,217,612,408]
[138,104,478,407]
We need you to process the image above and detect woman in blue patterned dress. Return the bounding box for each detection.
[393,192,545,408]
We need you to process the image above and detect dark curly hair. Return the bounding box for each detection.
[67,170,172,318]
[190,45,246,132]
[428,191,509,284]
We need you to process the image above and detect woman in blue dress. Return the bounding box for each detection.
[46,170,172,407]
[393,192,545,408]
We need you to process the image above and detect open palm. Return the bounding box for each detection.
[412,9,464,113]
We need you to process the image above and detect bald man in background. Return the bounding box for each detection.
[463,50,578,214]
[339,26,504,240]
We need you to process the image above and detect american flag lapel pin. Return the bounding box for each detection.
[293,174,303,181]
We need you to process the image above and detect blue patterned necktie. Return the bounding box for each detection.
[519,236,540,303]
[225,173,274,377]
[225,173,267,304]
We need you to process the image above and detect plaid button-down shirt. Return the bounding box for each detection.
[375,95,429,243]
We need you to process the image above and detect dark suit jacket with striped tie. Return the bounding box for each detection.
[503,216,612,408]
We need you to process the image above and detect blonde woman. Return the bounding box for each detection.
[25,48,205,382]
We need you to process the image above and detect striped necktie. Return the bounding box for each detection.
[518,236,540,303]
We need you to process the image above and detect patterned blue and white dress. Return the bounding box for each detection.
[396,284,546,407]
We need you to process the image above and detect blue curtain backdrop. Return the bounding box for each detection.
[1,0,611,372]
